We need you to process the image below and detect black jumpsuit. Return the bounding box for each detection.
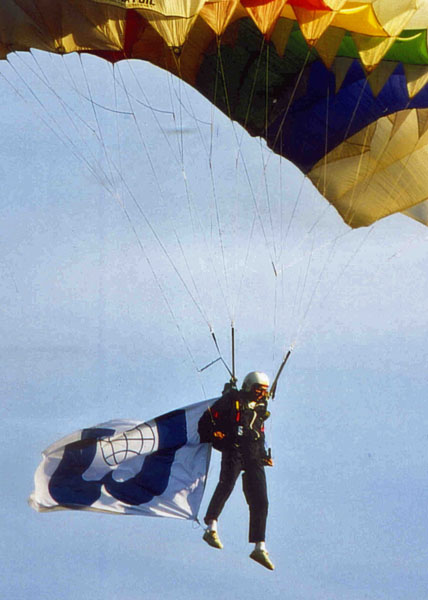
[199,390,270,543]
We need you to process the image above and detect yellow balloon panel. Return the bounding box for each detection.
[308,110,428,227]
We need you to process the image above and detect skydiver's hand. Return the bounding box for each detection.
[263,457,274,467]
[222,378,237,394]
[213,431,226,439]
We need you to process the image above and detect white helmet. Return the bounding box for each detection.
[241,371,270,392]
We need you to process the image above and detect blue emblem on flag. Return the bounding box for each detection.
[48,410,187,507]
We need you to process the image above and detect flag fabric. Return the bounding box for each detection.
[29,399,213,520]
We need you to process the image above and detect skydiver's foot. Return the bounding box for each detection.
[203,529,223,549]
[250,548,275,570]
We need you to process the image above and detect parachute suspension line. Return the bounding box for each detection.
[206,152,233,322]
[233,134,278,278]
[78,54,117,192]
[279,229,353,282]
[274,72,350,330]
[92,67,220,340]
[269,143,287,359]
[214,41,264,297]
[274,148,301,348]
[256,46,317,270]
[179,150,233,326]
[326,225,374,304]
[288,186,348,349]
[124,60,233,360]
[168,62,198,238]
[119,199,208,399]
[112,65,126,208]
[58,56,133,116]
[281,71,346,349]
[327,76,370,223]
[110,148,213,331]
[386,229,428,264]
[170,81,213,127]
[284,80,339,343]
[259,46,338,286]
[168,64,233,324]
[210,329,234,380]
[173,230,217,327]
[296,226,374,350]
[115,73,176,116]
[345,121,376,225]
[259,44,279,269]
[277,174,306,265]
[197,357,223,373]
[258,141,279,271]
[215,39,234,123]
[264,43,270,144]
[174,48,236,382]
[98,60,224,393]
[269,47,312,160]
[3,55,111,194]
[186,44,237,320]
[232,38,273,262]
[168,54,186,165]
[312,74,370,208]
[243,36,266,133]
[340,77,369,151]
[109,65,211,391]
[197,42,242,321]
[86,64,211,388]
[115,66,185,216]
[262,48,321,297]
[272,97,348,353]
[378,97,414,206]
[177,73,186,169]
[214,39,256,265]
[256,49,310,270]
[123,62,181,167]
[272,276,279,365]
[293,235,339,346]
[128,55,233,330]
[209,43,218,163]
[29,53,138,206]
[293,233,316,342]
[233,212,257,318]
[177,78,198,241]
[163,45,235,327]
[321,84,330,199]
[352,94,419,221]
[26,53,208,394]
[27,52,108,140]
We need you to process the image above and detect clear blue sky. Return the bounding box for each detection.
[1,51,428,600]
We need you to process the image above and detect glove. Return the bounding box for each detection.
[222,378,237,394]
[213,431,226,440]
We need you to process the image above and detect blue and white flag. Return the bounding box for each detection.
[29,400,212,520]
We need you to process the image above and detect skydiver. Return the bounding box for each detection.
[198,371,275,570]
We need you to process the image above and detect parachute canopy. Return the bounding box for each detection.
[3,0,428,228]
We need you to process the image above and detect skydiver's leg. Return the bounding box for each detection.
[242,461,268,543]
[204,449,242,524]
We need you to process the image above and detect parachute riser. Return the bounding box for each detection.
[231,324,236,383]
[270,349,292,400]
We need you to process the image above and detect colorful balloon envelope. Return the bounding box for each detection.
[2,0,428,227]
